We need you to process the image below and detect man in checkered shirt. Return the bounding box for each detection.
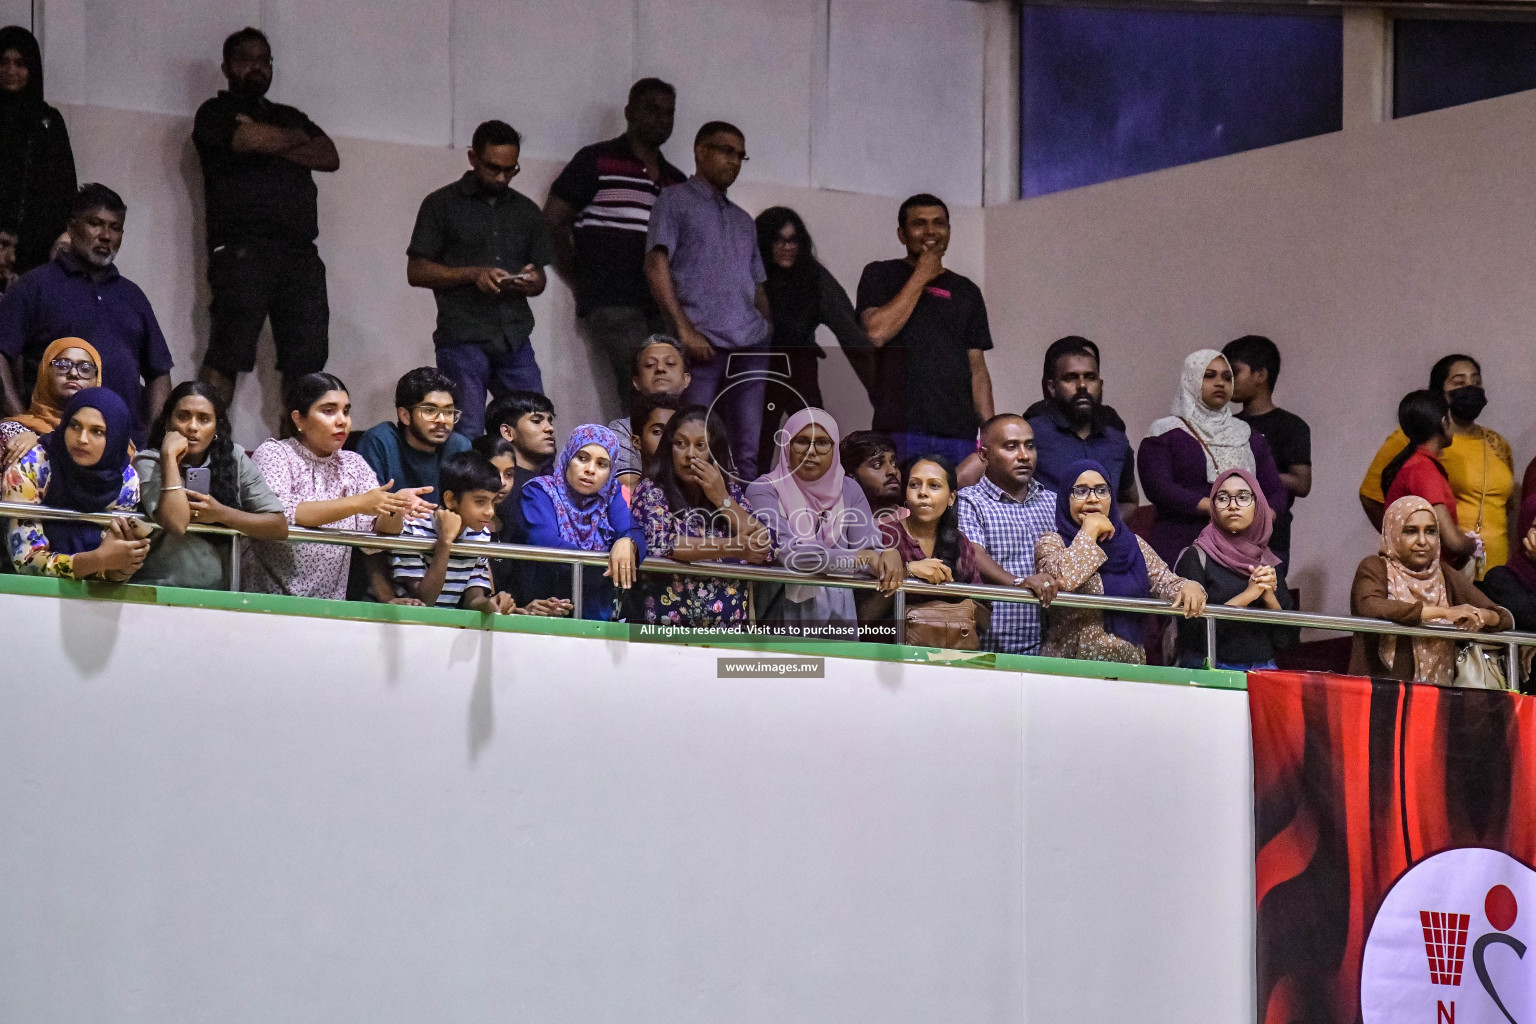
[957,415,1060,654]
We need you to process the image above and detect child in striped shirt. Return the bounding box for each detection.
[392,451,518,612]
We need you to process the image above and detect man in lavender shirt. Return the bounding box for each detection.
[644,120,772,479]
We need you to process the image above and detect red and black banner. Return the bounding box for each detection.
[1250,670,1536,1024]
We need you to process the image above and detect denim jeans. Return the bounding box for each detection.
[682,348,768,481]
[437,339,544,437]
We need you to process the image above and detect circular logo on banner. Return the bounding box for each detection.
[1362,847,1536,1024]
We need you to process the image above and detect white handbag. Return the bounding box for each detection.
[1453,642,1509,690]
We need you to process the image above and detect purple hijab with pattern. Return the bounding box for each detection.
[526,424,623,551]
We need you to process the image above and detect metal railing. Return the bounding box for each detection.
[4,498,1535,679]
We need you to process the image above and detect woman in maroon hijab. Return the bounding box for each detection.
[1173,466,1297,670]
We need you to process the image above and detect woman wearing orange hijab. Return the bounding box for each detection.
[0,337,101,466]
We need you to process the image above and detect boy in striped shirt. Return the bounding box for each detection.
[392,451,517,613]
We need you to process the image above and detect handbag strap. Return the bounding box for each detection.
[1178,417,1219,474]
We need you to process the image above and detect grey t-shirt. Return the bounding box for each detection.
[134,444,284,590]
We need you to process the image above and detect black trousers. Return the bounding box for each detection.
[205,239,329,377]
[756,346,825,461]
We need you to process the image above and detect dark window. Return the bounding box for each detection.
[1021,5,1343,198]
[1393,18,1536,119]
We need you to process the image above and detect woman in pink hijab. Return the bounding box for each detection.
[1173,466,1297,669]
[745,407,903,633]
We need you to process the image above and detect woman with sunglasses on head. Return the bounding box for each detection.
[133,381,288,590]
[1035,459,1205,665]
[1173,468,1296,670]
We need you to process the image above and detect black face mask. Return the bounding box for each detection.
[1447,385,1488,422]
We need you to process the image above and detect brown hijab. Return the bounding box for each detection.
[5,337,101,434]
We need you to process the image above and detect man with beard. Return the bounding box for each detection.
[409,120,555,438]
[193,27,338,415]
[1026,336,1136,505]
[350,367,468,603]
[356,368,472,508]
[544,78,685,415]
[956,414,1059,655]
[0,184,172,445]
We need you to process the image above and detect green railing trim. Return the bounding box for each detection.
[0,572,1247,691]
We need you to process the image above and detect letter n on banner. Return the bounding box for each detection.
[1247,670,1536,1024]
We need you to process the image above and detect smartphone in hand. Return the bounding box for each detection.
[185,466,211,494]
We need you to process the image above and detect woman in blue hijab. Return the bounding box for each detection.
[4,388,149,579]
[522,424,646,620]
[1033,458,1206,664]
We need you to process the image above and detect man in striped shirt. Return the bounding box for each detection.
[391,451,517,613]
[545,78,686,414]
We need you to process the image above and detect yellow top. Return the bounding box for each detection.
[1359,427,1515,574]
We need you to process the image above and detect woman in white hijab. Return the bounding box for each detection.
[1137,349,1287,567]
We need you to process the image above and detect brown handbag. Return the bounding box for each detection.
[905,598,988,651]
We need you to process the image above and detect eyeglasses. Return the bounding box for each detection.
[789,437,833,453]
[50,357,98,380]
[412,404,462,423]
[1213,490,1255,508]
[1070,483,1111,499]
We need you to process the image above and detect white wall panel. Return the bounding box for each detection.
[0,0,31,31]
[0,585,1258,1023]
[824,0,985,204]
[263,0,451,147]
[636,0,820,187]
[452,0,637,158]
[52,0,258,115]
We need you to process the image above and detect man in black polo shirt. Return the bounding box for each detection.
[543,78,685,415]
[856,193,995,467]
[407,120,555,438]
[192,27,338,413]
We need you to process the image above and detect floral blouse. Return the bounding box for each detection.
[1034,529,1187,665]
[242,438,380,600]
[631,478,755,627]
[3,444,140,578]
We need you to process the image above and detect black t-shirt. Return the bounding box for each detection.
[855,260,993,439]
[1479,566,1536,635]
[1238,407,1311,557]
[193,91,322,249]
[1174,548,1298,666]
[548,136,686,316]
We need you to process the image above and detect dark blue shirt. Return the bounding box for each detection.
[0,254,174,443]
[1028,403,1135,497]
[354,421,471,506]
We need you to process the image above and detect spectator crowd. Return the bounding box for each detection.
[0,26,1530,687]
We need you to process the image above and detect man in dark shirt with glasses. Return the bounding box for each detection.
[408,120,555,438]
